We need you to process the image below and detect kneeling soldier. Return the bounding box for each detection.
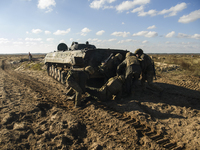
[66,66,95,108]
[135,48,163,93]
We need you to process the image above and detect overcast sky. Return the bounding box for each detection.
[0,0,200,54]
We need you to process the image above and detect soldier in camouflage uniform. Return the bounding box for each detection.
[88,75,125,101]
[99,53,124,79]
[66,66,94,107]
[117,52,142,96]
[135,49,163,92]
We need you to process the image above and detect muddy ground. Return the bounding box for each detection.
[0,54,200,150]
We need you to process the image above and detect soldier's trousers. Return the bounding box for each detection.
[99,87,112,101]
[126,73,140,95]
[141,71,163,92]
[67,80,82,106]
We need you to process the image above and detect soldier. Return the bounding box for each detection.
[70,41,78,50]
[66,66,95,108]
[28,52,32,61]
[88,75,125,101]
[117,52,142,96]
[134,48,163,93]
[99,53,124,79]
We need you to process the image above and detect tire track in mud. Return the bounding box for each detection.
[158,76,200,108]
[1,60,185,150]
[91,101,185,150]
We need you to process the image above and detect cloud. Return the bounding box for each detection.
[132,31,148,36]
[165,41,170,44]
[132,31,158,37]
[177,33,200,39]
[131,5,144,13]
[131,2,187,18]
[46,38,54,41]
[111,31,130,37]
[177,33,190,38]
[158,2,187,17]
[90,0,116,9]
[25,42,37,46]
[165,31,175,38]
[53,29,71,35]
[59,40,66,43]
[25,38,42,41]
[142,40,148,43]
[81,27,91,36]
[96,30,105,35]
[32,29,42,34]
[191,34,200,39]
[13,42,23,45]
[108,39,117,42]
[145,31,158,37]
[116,0,150,12]
[37,0,56,12]
[178,9,200,23]
[118,39,136,44]
[0,38,9,44]
[122,22,125,25]
[87,38,102,43]
[138,9,157,16]
[45,31,51,34]
[147,25,156,29]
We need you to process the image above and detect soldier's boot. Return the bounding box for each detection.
[74,92,83,108]
[67,94,75,101]
[66,87,74,96]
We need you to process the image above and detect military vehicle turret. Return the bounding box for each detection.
[44,41,128,84]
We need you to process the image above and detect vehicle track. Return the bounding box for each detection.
[158,76,200,108]
[1,60,185,149]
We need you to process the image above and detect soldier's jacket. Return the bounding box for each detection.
[66,70,89,93]
[117,55,141,78]
[100,76,123,93]
[99,76,124,101]
[100,56,122,78]
[139,53,154,73]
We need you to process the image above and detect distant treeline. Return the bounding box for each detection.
[0,53,199,55]
[0,53,47,55]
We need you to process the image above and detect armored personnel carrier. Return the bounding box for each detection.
[44,42,128,84]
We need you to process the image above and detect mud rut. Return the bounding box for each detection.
[1,60,195,149]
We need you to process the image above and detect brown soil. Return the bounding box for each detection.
[0,54,200,150]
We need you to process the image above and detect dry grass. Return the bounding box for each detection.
[151,54,200,77]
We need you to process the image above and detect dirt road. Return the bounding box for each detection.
[0,55,200,149]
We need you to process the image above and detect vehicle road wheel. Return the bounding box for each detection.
[48,65,52,76]
[54,68,58,79]
[61,71,66,84]
[57,69,61,82]
[51,65,55,77]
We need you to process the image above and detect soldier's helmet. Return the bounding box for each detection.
[85,66,95,74]
[115,53,123,61]
[135,48,143,55]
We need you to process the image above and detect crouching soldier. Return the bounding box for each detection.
[134,48,163,93]
[117,52,142,96]
[88,75,125,101]
[99,75,125,101]
[99,53,124,79]
[66,66,95,108]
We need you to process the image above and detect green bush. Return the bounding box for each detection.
[31,63,43,70]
